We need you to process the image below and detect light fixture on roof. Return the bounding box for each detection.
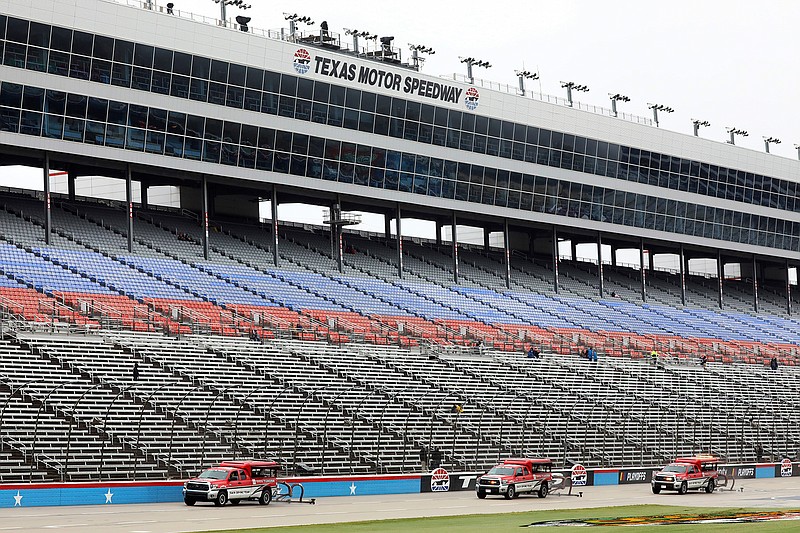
[285,13,314,39]
[691,119,711,137]
[213,0,251,28]
[409,44,435,70]
[726,126,748,145]
[344,28,377,54]
[515,69,539,97]
[647,103,673,128]
[608,93,630,117]
[794,144,800,161]
[764,136,781,154]
[460,57,491,85]
[560,81,589,107]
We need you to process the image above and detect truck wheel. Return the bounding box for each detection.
[537,482,548,498]
[183,497,196,506]
[259,489,272,505]
[705,479,715,493]
[652,486,661,494]
[214,491,228,506]
[504,485,516,500]
[678,482,688,495]
[229,499,240,505]
[476,490,486,499]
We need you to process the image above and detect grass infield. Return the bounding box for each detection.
[197,504,799,532]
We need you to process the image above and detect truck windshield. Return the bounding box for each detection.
[663,465,688,473]
[198,470,228,480]
[487,466,515,476]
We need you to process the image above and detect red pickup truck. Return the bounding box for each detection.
[476,458,553,499]
[651,455,719,494]
[183,460,279,506]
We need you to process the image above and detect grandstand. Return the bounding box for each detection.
[0,0,798,484]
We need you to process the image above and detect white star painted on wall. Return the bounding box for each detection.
[13,491,22,506]
[349,482,357,495]
[104,488,114,503]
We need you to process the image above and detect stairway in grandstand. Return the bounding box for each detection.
[0,189,798,482]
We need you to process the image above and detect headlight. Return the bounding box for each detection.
[665,477,674,482]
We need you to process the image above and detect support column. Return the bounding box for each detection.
[527,231,534,256]
[141,181,149,210]
[571,240,578,262]
[201,176,209,261]
[43,153,51,245]
[716,250,724,310]
[597,232,604,298]
[396,204,403,279]
[679,245,686,306]
[503,219,511,289]
[384,213,392,244]
[126,164,133,253]
[639,239,647,302]
[271,187,279,267]
[552,226,559,293]
[67,170,76,201]
[611,246,617,267]
[435,221,442,245]
[483,230,490,253]
[752,256,759,313]
[787,259,793,316]
[451,211,459,284]
[335,201,343,274]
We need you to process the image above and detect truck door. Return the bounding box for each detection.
[687,465,702,489]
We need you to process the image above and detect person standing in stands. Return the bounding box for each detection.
[770,357,778,370]
[132,362,140,381]
[650,349,659,365]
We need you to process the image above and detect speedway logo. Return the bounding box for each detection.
[570,464,587,486]
[430,468,450,492]
[293,48,312,74]
[781,459,793,477]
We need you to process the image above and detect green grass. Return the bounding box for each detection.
[197,505,800,532]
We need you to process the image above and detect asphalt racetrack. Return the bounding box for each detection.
[1,478,799,533]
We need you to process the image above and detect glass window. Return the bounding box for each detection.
[6,17,29,43]
[26,46,48,72]
[107,101,128,125]
[153,47,172,71]
[228,63,246,86]
[297,78,313,100]
[172,51,191,75]
[280,75,297,96]
[65,93,87,118]
[313,81,330,103]
[27,22,50,48]
[86,97,108,122]
[127,103,147,127]
[72,30,93,56]
[191,55,210,78]
[113,39,134,63]
[148,108,167,132]
[21,86,44,112]
[245,66,263,89]
[263,70,280,92]
[44,89,66,115]
[167,111,186,135]
[210,59,228,82]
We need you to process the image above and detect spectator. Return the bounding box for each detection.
[132,361,140,381]
[166,2,174,14]
[320,20,329,38]
[419,445,428,468]
[650,349,659,365]
[527,345,539,359]
[700,354,708,368]
[590,347,598,362]
[770,357,778,370]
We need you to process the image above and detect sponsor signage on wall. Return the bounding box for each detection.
[292,49,476,110]
[420,471,482,493]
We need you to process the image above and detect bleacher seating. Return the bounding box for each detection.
[0,189,798,482]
